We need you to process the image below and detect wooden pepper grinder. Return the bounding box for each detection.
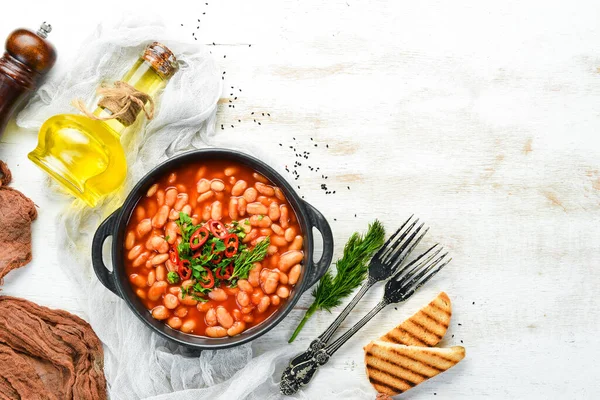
[0,22,56,137]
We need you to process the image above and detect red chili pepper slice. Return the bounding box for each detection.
[190,226,209,250]
[215,266,228,280]
[215,263,234,280]
[169,249,180,265]
[178,259,192,280]
[212,253,223,264]
[224,233,239,258]
[208,220,228,239]
[209,242,224,264]
[199,266,214,288]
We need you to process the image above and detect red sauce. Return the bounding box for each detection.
[123,160,303,338]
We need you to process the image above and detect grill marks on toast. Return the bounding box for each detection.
[364,341,465,396]
[380,292,451,347]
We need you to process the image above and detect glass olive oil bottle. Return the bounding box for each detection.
[28,42,177,207]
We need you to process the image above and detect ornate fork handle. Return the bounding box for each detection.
[297,279,374,351]
[280,299,388,395]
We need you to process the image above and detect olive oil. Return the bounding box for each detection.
[28,43,177,207]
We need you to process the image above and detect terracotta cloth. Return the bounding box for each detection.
[0,296,107,399]
[0,160,37,284]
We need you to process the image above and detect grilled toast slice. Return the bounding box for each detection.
[364,340,465,396]
[379,292,451,347]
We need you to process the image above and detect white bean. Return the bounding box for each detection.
[288,264,301,285]
[197,190,214,203]
[125,231,135,250]
[167,316,182,329]
[271,224,284,236]
[128,245,143,260]
[164,293,179,309]
[156,265,166,281]
[147,184,158,197]
[225,166,238,177]
[136,219,152,238]
[181,204,192,216]
[197,178,210,194]
[181,320,196,333]
[211,200,223,220]
[133,252,150,267]
[247,202,268,215]
[255,182,275,196]
[263,272,280,294]
[148,281,168,301]
[205,308,217,326]
[231,180,248,196]
[216,307,234,329]
[152,205,169,228]
[279,205,289,228]
[208,288,228,302]
[274,187,285,201]
[237,279,254,293]
[256,295,271,313]
[211,179,225,192]
[227,321,246,336]
[243,187,258,202]
[206,326,228,338]
[253,172,268,183]
[289,235,303,251]
[174,193,188,211]
[269,202,280,221]
[229,197,239,220]
[165,188,177,207]
[237,291,251,307]
[278,250,304,272]
[152,306,169,320]
[152,253,169,265]
[285,227,296,242]
[277,285,290,298]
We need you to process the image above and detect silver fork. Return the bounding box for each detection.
[280,243,451,395]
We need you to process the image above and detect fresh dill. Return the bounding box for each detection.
[288,220,385,342]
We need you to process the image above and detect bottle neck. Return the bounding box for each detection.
[93,58,168,135]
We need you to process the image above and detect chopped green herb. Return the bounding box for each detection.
[167,271,180,284]
[257,215,264,221]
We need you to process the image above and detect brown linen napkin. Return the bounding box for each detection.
[0,160,37,284]
[0,296,107,399]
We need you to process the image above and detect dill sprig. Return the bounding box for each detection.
[230,237,270,281]
[288,220,385,342]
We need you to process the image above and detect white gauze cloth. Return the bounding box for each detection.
[15,17,337,400]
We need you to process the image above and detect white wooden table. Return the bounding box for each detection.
[2,1,600,398]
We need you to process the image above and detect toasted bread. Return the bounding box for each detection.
[364,340,465,396]
[379,292,451,347]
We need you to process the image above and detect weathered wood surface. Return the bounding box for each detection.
[1,1,600,398]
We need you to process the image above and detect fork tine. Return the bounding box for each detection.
[384,223,427,268]
[401,254,451,294]
[374,215,414,259]
[393,243,442,282]
[380,218,419,262]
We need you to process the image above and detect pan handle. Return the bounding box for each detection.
[302,201,334,291]
[91,209,122,298]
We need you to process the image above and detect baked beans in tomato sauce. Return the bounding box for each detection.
[123,161,303,338]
